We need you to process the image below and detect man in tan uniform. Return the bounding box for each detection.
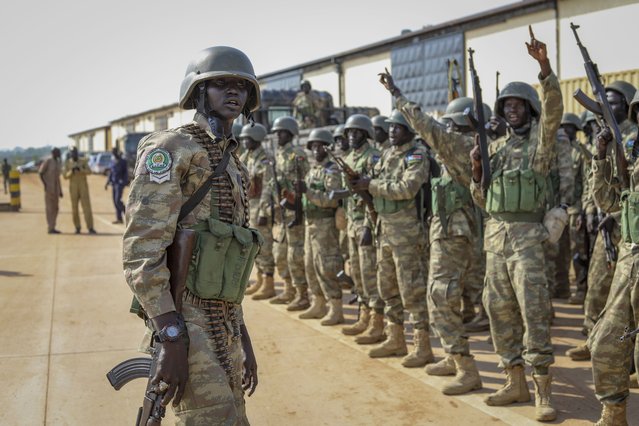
[63,147,96,234]
[39,147,63,234]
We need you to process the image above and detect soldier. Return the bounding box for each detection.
[269,116,311,310]
[292,80,322,129]
[122,46,260,424]
[239,123,276,300]
[469,31,562,421]
[331,124,351,276]
[568,81,638,362]
[335,114,385,343]
[588,90,639,425]
[372,115,390,150]
[63,146,96,234]
[298,128,345,325]
[333,124,349,155]
[350,109,432,368]
[39,147,63,234]
[379,83,483,394]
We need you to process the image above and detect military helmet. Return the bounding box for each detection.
[271,116,299,136]
[300,79,311,88]
[344,114,374,139]
[239,123,267,142]
[232,122,243,139]
[333,124,345,139]
[371,115,390,133]
[306,128,333,149]
[605,80,637,105]
[179,46,260,112]
[560,113,582,130]
[385,109,415,133]
[629,90,639,124]
[581,110,596,127]
[496,81,541,118]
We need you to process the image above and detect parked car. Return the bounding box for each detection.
[90,152,112,175]
[17,160,42,173]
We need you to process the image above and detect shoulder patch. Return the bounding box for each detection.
[371,154,381,163]
[405,153,423,164]
[145,148,172,183]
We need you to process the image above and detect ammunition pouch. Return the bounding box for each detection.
[431,176,471,218]
[373,196,413,215]
[186,218,263,304]
[621,191,639,244]
[486,168,547,222]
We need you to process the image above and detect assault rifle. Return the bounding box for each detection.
[107,229,196,426]
[326,150,378,224]
[570,22,629,189]
[285,157,304,228]
[598,211,618,268]
[467,47,491,194]
[269,159,287,242]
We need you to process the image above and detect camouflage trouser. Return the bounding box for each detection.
[273,221,290,281]
[544,240,558,295]
[554,227,571,295]
[377,240,428,330]
[569,213,589,295]
[339,230,349,263]
[172,299,248,425]
[584,226,620,332]
[304,217,343,299]
[348,229,383,311]
[428,236,472,355]
[484,243,554,368]
[249,199,274,275]
[462,233,485,306]
[285,222,307,289]
[589,244,639,404]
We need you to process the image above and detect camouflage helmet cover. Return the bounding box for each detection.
[496,81,541,118]
[371,115,390,133]
[344,114,374,139]
[306,128,334,149]
[560,113,582,130]
[605,80,637,105]
[271,116,299,136]
[179,46,261,112]
[385,109,415,133]
[239,123,268,142]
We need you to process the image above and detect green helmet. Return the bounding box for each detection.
[629,90,639,124]
[232,122,243,139]
[239,123,267,142]
[371,115,390,133]
[581,110,596,127]
[271,116,299,136]
[496,81,541,118]
[306,128,333,149]
[300,79,311,88]
[333,124,345,138]
[560,113,582,130]
[385,109,415,133]
[344,114,374,139]
[441,97,491,127]
[179,46,260,112]
[605,80,637,105]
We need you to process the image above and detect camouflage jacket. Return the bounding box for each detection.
[343,141,380,237]
[272,143,310,197]
[240,146,273,219]
[304,158,342,211]
[122,113,249,319]
[397,96,477,241]
[550,133,576,207]
[292,91,322,122]
[369,139,429,245]
[471,72,563,254]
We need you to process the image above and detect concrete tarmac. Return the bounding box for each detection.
[0,173,637,425]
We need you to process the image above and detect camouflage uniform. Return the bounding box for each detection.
[240,146,274,276]
[567,137,590,300]
[344,141,382,312]
[470,73,563,370]
[370,139,429,330]
[397,96,478,355]
[304,158,344,300]
[292,91,322,129]
[273,143,310,291]
[123,114,252,424]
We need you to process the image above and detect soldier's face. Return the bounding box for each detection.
[347,128,367,149]
[52,148,61,159]
[389,123,412,146]
[310,141,327,162]
[241,137,260,151]
[502,97,528,129]
[560,123,577,141]
[606,90,627,124]
[276,130,293,146]
[334,136,349,152]
[374,127,388,144]
[207,77,249,121]
[301,83,311,94]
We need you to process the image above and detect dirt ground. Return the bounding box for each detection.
[0,173,637,425]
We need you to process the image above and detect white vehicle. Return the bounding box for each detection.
[90,152,112,175]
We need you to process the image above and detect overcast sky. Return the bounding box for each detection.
[0,0,515,149]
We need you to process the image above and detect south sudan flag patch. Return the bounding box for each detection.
[145,148,172,183]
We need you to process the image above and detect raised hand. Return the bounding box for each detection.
[378,67,401,97]
[525,25,551,77]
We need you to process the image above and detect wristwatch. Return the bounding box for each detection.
[155,316,188,343]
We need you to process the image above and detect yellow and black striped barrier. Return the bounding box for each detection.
[9,170,20,211]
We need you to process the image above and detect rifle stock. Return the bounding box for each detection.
[467,48,491,194]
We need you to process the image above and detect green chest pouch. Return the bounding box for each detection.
[431,176,470,217]
[621,191,639,244]
[303,175,335,219]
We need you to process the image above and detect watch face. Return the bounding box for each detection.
[166,325,180,339]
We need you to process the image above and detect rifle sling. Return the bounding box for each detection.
[177,149,231,223]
